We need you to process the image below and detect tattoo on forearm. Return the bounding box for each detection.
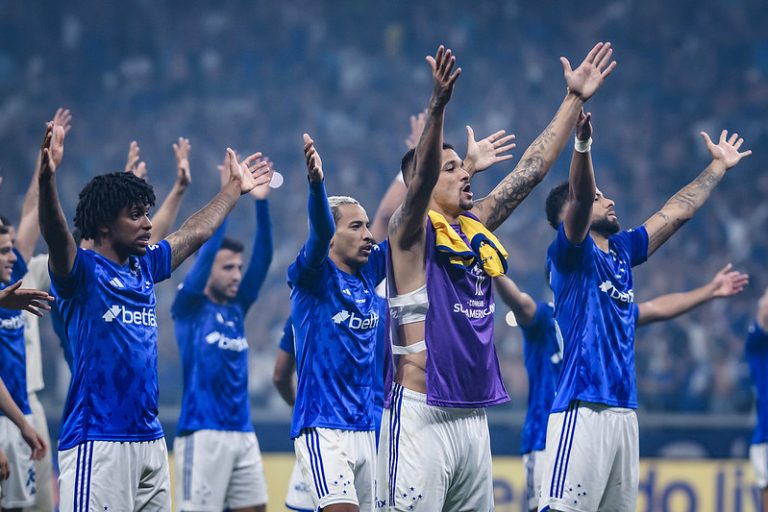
[170,194,234,268]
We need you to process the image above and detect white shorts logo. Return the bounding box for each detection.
[102,305,157,327]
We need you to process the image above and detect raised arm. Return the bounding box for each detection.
[471,42,617,231]
[38,123,77,277]
[302,134,335,266]
[388,45,461,250]
[238,174,275,306]
[149,137,192,244]
[0,377,46,460]
[165,149,272,271]
[643,130,752,257]
[636,263,748,326]
[562,110,596,244]
[493,275,538,327]
[15,108,72,262]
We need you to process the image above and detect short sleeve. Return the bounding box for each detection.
[278,317,295,354]
[611,227,648,267]
[746,322,768,354]
[364,241,388,285]
[631,304,640,325]
[144,240,173,283]
[548,224,593,272]
[287,247,329,293]
[50,249,92,300]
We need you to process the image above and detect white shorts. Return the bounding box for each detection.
[750,442,768,489]
[173,430,268,511]
[0,415,36,508]
[375,384,493,512]
[27,392,54,512]
[523,450,546,511]
[285,458,315,511]
[294,427,376,511]
[58,438,171,512]
[539,401,639,512]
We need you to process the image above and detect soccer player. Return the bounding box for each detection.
[494,261,748,512]
[539,103,752,510]
[0,224,47,511]
[746,288,768,511]
[37,118,272,511]
[273,317,315,512]
[288,133,387,512]
[171,162,274,512]
[378,42,615,510]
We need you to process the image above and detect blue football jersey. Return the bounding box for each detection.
[288,241,387,438]
[746,322,768,444]
[279,316,294,353]
[0,248,29,415]
[520,302,563,454]
[50,242,172,449]
[547,224,648,412]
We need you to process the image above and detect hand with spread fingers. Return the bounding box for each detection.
[0,281,53,316]
[700,129,753,170]
[249,157,276,200]
[561,42,617,101]
[125,141,148,179]
[173,137,192,188]
[710,263,749,298]
[426,45,462,110]
[405,110,428,150]
[223,148,273,195]
[464,127,516,175]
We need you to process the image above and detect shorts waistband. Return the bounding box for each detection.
[392,383,427,403]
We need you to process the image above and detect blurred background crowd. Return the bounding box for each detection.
[0,0,765,422]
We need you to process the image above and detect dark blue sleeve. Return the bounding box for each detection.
[548,224,593,272]
[746,322,768,354]
[49,248,92,300]
[237,200,273,309]
[305,180,335,267]
[10,248,28,283]
[287,249,329,293]
[278,316,294,354]
[632,304,640,325]
[145,239,173,283]
[171,220,227,317]
[612,226,649,268]
[520,301,547,338]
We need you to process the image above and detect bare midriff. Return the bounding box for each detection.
[394,320,427,394]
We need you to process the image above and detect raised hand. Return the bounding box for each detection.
[173,137,192,188]
[700,130,753,170]
[576,109,592,142]
[465,127,516,174]
[710,263,749,297]
[303,133,323,183]
[249,157,275,200]
[223,148,272,195]
[39,123,65,177]
[426,45,461,109]
[405,110,428,150]
[561,42,617,101]
[52,108,72,136]
[125,141,148,179]
[19,423,46,460]
[0,281,53,316]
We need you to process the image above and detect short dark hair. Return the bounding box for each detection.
[220,237,244,254]
[545,181,570,230]
[401,142,456,187]
[0,225,8,236]
[74,172,156,241]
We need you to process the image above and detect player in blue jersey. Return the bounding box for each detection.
[37,119,273,512]
[495,261,748,511]
[171,163,275,512]
[287,134,387,512]
[539,105,752,511]
[273,317,316,512]
[746,288,768,511]
[0,224,47,511]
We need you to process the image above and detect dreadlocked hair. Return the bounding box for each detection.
[74,172,155,241]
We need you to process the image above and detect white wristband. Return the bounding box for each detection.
[574,136,592,153]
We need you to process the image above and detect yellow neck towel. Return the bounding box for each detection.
[428,210,508,277]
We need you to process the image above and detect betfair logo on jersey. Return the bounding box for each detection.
[101,305,157,326]
[331,309,379,330]
[204,331,248,352]
[598,280,634,303]
[0,314,24,330]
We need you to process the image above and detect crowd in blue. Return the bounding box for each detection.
[0,0,765,415]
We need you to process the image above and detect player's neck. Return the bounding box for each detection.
[329,252,359,276]
[93,240,130,267]
[204,286,230,305]
[590,231,610,252]
[429,202,461,224]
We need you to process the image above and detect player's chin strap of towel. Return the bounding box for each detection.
[428,210,508,277]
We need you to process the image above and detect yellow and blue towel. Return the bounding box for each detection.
[428,210,508,277]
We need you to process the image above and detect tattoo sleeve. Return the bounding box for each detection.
[644,163,725,256]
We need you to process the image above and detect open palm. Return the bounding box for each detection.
[700,130,752,170]
[561,42,617,101]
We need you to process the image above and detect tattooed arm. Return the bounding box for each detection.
[643,130,752,257]
[389,45,461,251]
[472,42,617,232]
[165,149,272,271]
